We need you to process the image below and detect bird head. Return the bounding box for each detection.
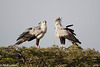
[42,21,47,24]
[41,20,47,32]
[55,17,62,22]
[55,17,62,26]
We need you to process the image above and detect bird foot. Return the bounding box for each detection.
[61,44,65,50]
[36,45,40,48]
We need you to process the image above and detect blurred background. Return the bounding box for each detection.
[0,0,100,51]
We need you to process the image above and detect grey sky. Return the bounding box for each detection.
[0,0,100,51]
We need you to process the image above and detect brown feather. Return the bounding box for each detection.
[66,32,81,44]
[17,31,29,41]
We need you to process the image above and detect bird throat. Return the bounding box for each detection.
[41,24,47,33]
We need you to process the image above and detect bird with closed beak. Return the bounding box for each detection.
[55,17,81,49]
[15,21,47,48]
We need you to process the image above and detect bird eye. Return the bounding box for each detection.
[43,21,45,24]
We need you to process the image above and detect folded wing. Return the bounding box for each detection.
[15,26,42,45]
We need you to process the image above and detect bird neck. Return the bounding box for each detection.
[55,22,62,28]
[41,24,47,33]
[56,21,62,26]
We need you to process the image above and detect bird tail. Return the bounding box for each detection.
[76,38,81,44]
[14,39,25,45]
[78,41,81,44]
[66,24,73,27]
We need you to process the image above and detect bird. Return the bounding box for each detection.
[14,21,47,48]
[55,17,81,48]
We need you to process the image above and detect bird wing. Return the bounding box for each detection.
[57,26,81,43]
[55,26,68,37]
[61,25,76,36]
[26,27,32,30]
[65,31,81,44]
[66,28,76,36]
[16,30,30,41]
[16,26,41,41]
[15,29,36,45]
[65,31,77,42]
[32,26,42,36]
[16,27,34,41]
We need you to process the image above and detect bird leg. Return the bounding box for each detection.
[60,37,65,49]
[36,39,40,48]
